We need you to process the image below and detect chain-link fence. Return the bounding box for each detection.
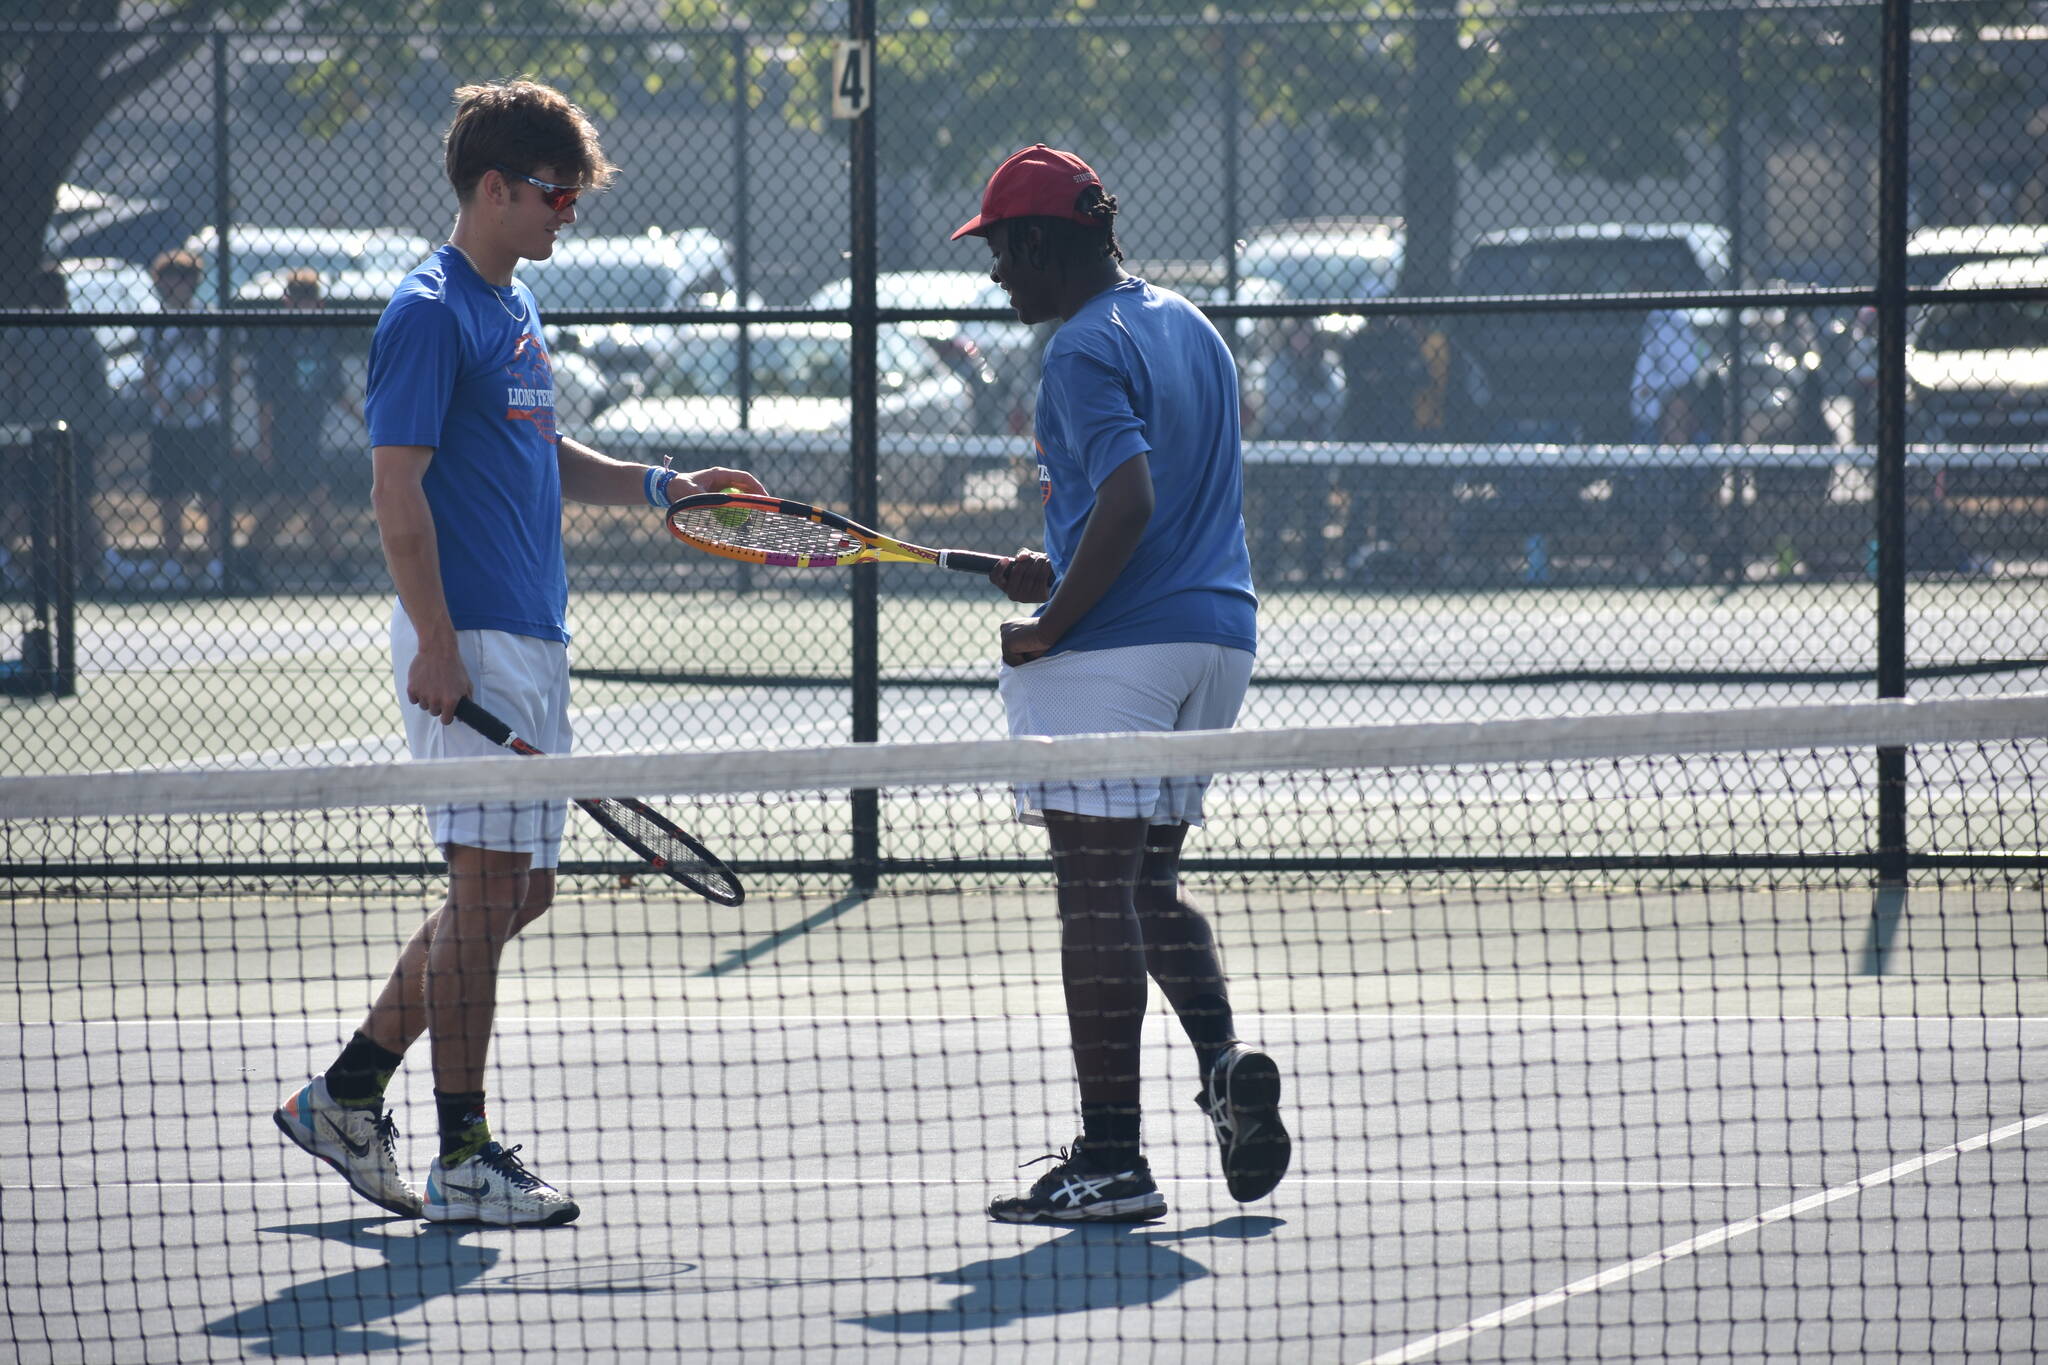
[2,2,2044,790]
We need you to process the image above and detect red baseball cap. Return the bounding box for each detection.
[950,144,1105,241]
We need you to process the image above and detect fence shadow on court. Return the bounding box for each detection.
[850,1213,1283,1333]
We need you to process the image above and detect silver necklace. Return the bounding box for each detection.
[447,241,528,325]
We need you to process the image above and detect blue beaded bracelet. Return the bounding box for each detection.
[643,465,678,507]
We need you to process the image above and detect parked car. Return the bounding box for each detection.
[178,225,431,304]
[1908,255,2048,446]
[1905,223,2048,288]
[46,182,191,264]
[1454,222,1733,441]
[803,270,1016,434]
[587,321,977,502]
[1231,217,1404,304]
[529,228,739,382]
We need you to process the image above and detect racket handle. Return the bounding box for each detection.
[937,549,1003,576]
[453,696,512,746]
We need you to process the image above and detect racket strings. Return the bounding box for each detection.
[672,505,863,559]
[599,799,743,902]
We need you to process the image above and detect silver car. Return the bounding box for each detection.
[588,322,978,503]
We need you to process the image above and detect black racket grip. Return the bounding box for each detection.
[453,696,513,747]
[938,549,1003,575]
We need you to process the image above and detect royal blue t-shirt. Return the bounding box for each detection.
[1032,277,1257,656]
[365,245,569,642]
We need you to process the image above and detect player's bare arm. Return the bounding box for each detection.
[554,435,765,506]
[999,452,1154,666]
[371,444,469,722]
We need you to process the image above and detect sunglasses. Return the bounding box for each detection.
[493,164,581,213]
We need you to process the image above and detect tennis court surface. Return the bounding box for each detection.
[4,696,2045,1363]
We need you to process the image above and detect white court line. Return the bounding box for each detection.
[1358,1108,2048,1365]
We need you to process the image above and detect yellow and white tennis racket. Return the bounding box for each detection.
[666,493,1003,575]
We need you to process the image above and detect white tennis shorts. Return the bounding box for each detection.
[998,640,1255,825]
[391,606,572,866]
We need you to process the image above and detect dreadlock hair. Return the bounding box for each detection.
[1002,184,1125,275]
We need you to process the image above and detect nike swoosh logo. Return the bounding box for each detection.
[321,1116,372,1159]
[440,1178,493,1200]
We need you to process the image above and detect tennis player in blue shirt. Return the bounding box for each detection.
[959,145,1291,1224]
[274,79,762,1227]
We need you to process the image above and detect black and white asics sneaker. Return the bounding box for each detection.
[988,1145,1167,1225]
[1197,1044,1292,1202]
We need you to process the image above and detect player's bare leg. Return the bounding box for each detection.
[412,845,577,1224]
[991,813,1165,1223]
[1138,823,1291,1202]
[278,846,566,1221]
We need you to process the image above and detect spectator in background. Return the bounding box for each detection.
[1332,318,1428,581]
[141,249,227,593]
[0,263,110,591]
[247,269,357,589]
[1337,317,1425,442]
[1258,317,1343,441]
[1413,323,1490,442]
[1630,292,1706,445]
[1626,279,1711,580]
[1253,317,1344,578]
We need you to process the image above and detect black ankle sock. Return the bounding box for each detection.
[435,1090,491,1166]
[1078,1101,1142,1169]
[324,1032,405,1107]
[1179,993,1239,1077]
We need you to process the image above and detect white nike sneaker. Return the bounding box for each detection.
[423,1142,580,1227]
[274,1075,423,1217]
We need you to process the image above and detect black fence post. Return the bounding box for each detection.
[1221,21,1241,301]
[1864,0,1913,975]
[848,0,881,891]
[1722,10,1745,444]
[732,30,755,433]
[4,423,76,699]
[46,424,76,698]
[212,31,239,590]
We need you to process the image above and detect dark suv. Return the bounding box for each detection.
[1454,223,1729,441]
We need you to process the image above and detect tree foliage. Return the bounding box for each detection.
[3,0,2037,305]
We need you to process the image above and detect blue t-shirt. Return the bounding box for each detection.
[1032,277,1257,656]
[365,245,569,642]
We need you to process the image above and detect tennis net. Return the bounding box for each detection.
[3,694,2045,1362]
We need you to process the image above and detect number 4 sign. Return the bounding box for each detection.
[831,40,870,119]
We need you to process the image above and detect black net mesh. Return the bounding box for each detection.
[2,697,2045,1360]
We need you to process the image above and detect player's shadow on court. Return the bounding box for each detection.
[204,1217,499,1357]
[852,1214,1284,1333]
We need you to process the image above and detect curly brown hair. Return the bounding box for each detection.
[443,78,617,202]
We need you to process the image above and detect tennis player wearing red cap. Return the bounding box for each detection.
[961,145,1291,1225]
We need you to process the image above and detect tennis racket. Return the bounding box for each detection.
[453,697,744,906]
[666,492,1004,575]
